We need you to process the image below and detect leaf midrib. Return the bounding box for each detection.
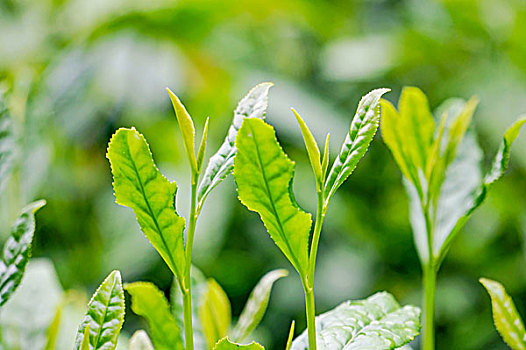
[247,121,303,274]
[92,275,117,348]
[123,136,181,277]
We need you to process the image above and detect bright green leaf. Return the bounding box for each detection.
[197,117,210,173]
[291,292,421,350]
[107,128,186,283]
[198,82,272,206]
[0,95,16,192]
[199,278,232,348]
[80,325,91,350]
[324,88,389,203]
[167,88,197,172]
[44,301,63,350]
[292,108,322,189]
[213,337,264,350]
[480,278,526,350]
[126,282,184,350]
[234,118,311,276]
[231,269,288,342]
[0,200,46,307]
[129,330,154,350]
[286,321,295,350]
[321,133,330,180]
[75,270,125,350]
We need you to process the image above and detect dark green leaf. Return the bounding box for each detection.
[126,282,184,350]
[291,292,420,350]
[198,82,272,206]
[75,271,125,350]
[324,88,389,203]
[107,128,186,283]
[234,118,311,276]
[0,200,46,307]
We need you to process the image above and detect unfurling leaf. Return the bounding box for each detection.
[198,82,272,206]
[80,325,90,350]
[126,282,183,350]
[291,292,421,350]
[480,278,526,350]
[292,108,322,189]
[231,269,289,341]
[74,271,125,350]
[213,337,265,350]
[0,200,46,307]
[107,128,186,283]
[0,95,16,192]
[324,88,390,203]
[234,118,311,276]
[167,88,197,172]
[129,330,154,350]
[199,279,232,348]
[321,133,330,180]
[197,117,210,173]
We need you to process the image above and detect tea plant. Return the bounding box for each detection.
[233,89,421,349]
[107,83,289,349]
[380,87,526,350]
[480,278,526,350]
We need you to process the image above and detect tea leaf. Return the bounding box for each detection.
[324,88,389,203]
[231,269,288,341]
[197,117,210,173]
[199,278,232,348]
[292,108,322,189]
[213,338,265,350]
[74,271,125,350]
[0,96,16,192]
[291,292,421,350]
[44,301,63,350]
[167,88,197,172]
[126,282,184,350]
[321,133,330,180]
[129,330,154,350]
[80,325,90,350]
[0,200,46,307]
[234,118,311,276]
[286,321,295,350]
[198,82,272,206]
[480,278,526,350]
[107,128,186,283]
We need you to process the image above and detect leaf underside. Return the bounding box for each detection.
[0,95,16,192]
[198,82,273,205]
[213,337,265,350]
[480,278,526,350]
[107,128,186,282]
[74,270,125,350]
[324,88,390,202]
[129,330,154,350]
[0,200,46,307]
[234,118,311,276]
[126,282,184,350]
[290,292,421,350]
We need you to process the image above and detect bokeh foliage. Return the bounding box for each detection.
[1,0,525,348]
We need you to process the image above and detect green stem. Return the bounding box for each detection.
[183,175,198,350]
[422,263,436,350]
[303,283,317,350]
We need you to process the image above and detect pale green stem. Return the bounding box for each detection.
[182,174,199,350]
[303,282,317,350]
[422,263,436,350]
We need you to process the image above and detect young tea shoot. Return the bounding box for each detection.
[380,87,526,350]
[234,88,421,349]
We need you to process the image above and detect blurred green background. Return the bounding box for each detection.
[1,0,525,348]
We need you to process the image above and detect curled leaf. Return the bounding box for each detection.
[167,88,197,172]
[199,279,232,348]
[198,82,272,206]
[292,108,322,189]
